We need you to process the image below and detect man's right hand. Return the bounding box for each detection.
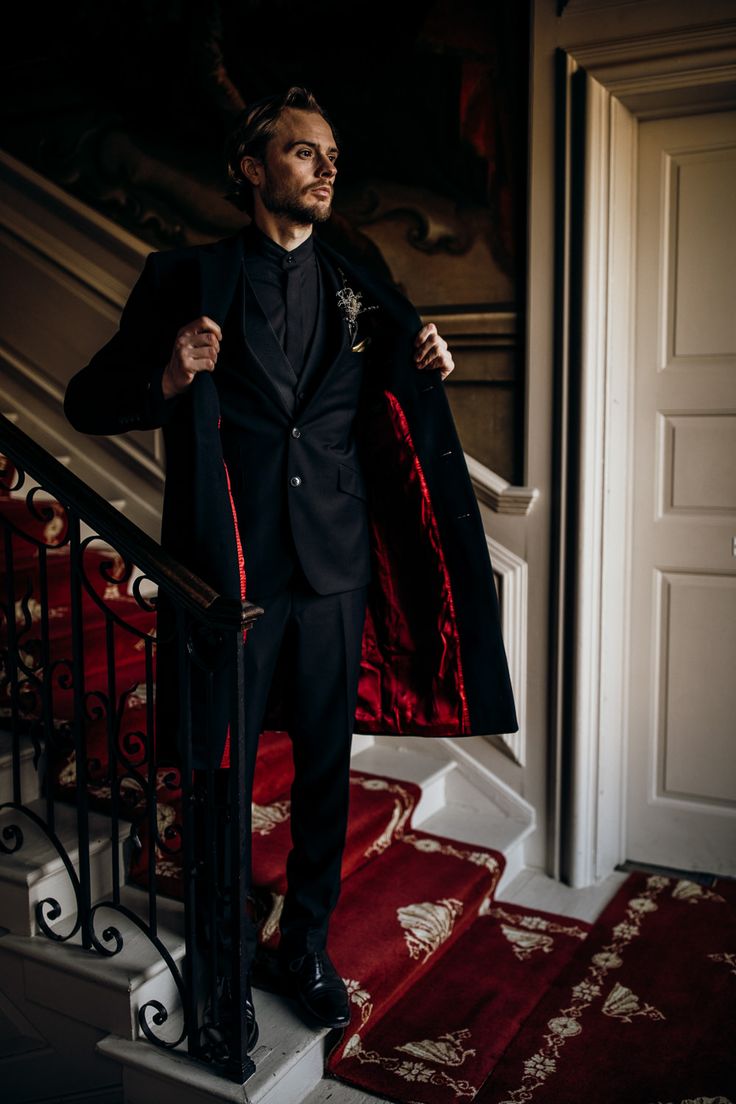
[162,317,223,399]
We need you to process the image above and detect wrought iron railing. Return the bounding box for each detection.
[0,411,263,1083]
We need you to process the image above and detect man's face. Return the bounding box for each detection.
[248,107,338,225]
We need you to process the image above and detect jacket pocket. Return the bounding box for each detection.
[337,462,368,501]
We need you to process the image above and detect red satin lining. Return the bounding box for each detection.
[355,390,470,736]
[216,388,470,763]
[219,417,248,769]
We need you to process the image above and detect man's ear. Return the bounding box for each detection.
[240,155,263,188]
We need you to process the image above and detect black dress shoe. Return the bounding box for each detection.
[281,949,351,1029]
[208,974,260,1053]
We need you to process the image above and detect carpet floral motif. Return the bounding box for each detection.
[259,891,284,943]
[479,903,588,942]
[350,774,416,857]
[396,1027,476,1067]
[482,904,589,961]
[499,926,555,961]
[251,799,290,835]
[341,1028,479,1101]
[601,981,665,1024]
[401,833,501,882]
[671,880,725,905]
[344,978,374,1026]
[707,952,736,976]
[397,897,464,963]
[496,874,672,1104]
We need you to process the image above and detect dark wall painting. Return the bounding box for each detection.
[1,0,530,482]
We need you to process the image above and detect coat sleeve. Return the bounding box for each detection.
[64,252,184,435]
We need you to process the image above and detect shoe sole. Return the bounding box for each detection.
[295,989,350,1030]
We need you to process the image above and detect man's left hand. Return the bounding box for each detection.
[414,323,454,381]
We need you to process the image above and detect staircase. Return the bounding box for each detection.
[0,151,534,1102]
[0,430,533,1104]
[0,719,533,1104]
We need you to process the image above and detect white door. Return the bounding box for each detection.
[626,110,736,875]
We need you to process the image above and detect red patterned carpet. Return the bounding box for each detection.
[2,486,734,1102]
[475,871,736,1104]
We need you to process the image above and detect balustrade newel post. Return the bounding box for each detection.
[2,528,22,805]
[68,514,92,948]
[225,613,256,1083]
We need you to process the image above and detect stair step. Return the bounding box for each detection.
[302,1081,383,1104]
[97,987,330,1104]
[418,765,533,893]
[349,744,454,826]
[0,797,129,936]
[0,882,186,1041]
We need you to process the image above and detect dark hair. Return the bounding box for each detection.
[225,86,338,214]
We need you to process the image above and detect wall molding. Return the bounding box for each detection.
[567,21,736,117]
[488,535,528,767]
[465,452,539,515]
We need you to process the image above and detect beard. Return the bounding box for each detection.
[260,178,332,225]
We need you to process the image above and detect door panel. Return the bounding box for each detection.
[626,110,736,874]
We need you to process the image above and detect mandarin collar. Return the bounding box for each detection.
[244,221,315,271]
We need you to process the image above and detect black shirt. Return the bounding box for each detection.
[241,221,320,371]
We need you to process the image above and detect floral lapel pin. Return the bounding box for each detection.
[336,267,379,351]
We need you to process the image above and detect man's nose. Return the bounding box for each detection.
[317,156,336,179]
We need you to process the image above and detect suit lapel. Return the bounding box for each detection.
[296,252,348,407]
[240,260,299,417]
[194,228,407,423]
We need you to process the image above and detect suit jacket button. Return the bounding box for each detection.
[291,427,301,438]
[289,475,302,487]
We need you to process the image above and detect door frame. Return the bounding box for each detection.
[552,22,736,886]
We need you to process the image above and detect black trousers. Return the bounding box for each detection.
[207,562,369,972]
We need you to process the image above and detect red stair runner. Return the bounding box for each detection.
[5,487,732,1103]
[477,871,736,1104]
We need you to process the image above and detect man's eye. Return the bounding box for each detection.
[297,149,312,157]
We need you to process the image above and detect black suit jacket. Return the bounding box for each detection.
[217,243,372,600]
[65,228,519,769]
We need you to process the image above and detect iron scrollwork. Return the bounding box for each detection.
[1,422,260,1082]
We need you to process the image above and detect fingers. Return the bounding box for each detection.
[178,316,223,341]
[163,317,224,397]
[414,322,437,360]
[173,317,222,377]
[413,323,455,381]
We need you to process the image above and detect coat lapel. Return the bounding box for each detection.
[197,232,245,328]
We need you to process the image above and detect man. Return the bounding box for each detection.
[65,87,517,1054]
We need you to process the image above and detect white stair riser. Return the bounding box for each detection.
[24,950,184,1041]
[0,838,126,936]
[408,772,449,825]
[0,747,40,805]
[496,837,527,896]
[122,1043,325,1104]
[255,1044,325,1104]
[0,942,124,1102]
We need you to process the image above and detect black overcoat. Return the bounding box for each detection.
[64,230,518,769]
